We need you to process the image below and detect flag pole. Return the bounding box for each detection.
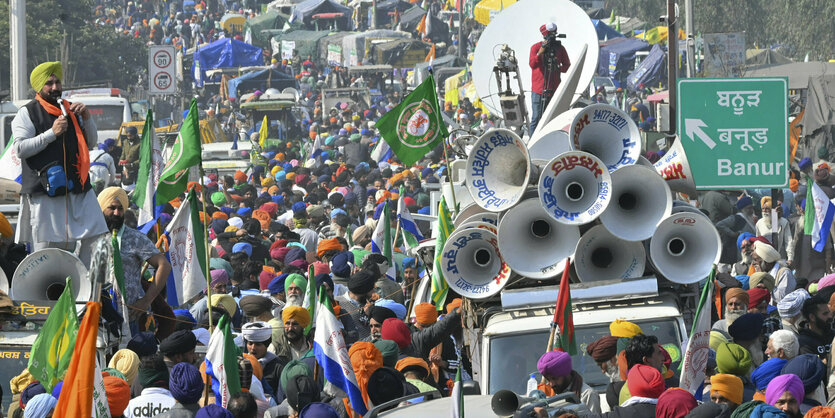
[430,67,459,218]
[198,161,215,405]
[541,257,571,385]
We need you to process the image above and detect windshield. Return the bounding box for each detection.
[86,105,125,131]
[487,318,682,395]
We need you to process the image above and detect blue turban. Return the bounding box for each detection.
[23,393,57,418]
[275,170,286,181]
[292,201,307,214]
[321,151,330,161]
[220,206,234,215]
[237,207,252,217]
[403,257,417,268]
[344,192,357,205]
[272,195,285,205]
[751,358,787,390]
[330,251,354,278]
[232,242,253,257]
[330,208,347,219]
[173,309,196,327]
[736,275,750,290]
[284,246,306,264]
[211,219,228,235]
[324,136,335,146]
[421,167,433,178]
[300,402,339,418]
[104,138,116,148]
[750,404,787,418]
[269,273,289,294]
[736,196,752,210]
[127,332,158,357]
[196,404,234,418]
[375,299,407,320]
[737,232,755,250]
[317,174,330,184]
[799,157,812,171]
[51,381,63,398]
[355,162,370,175]
[283,163,293,172]
[781,353,825,393]
[169,363,204,404]
[252,165,265,178]
[314,273,334,291]
[20,382,46,407]
[264,152,276,160]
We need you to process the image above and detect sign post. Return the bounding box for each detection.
[677,78,788,189]
[149,45,177,95]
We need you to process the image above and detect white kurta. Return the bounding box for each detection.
[12,104,108,244]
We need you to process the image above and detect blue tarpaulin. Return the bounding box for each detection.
[191,38,264,87]
[627,44,665,91]
[226,68,299,99]
[597,37,651,82]
[592,20,625,41]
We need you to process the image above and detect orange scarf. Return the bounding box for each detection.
[35,95,90,187]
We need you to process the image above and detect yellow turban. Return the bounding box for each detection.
[709,330,729,351]
[262,177,275,187]
[98,186,129,211]
[211,294,238,317]
[10,369,35,394]
[609,320,643,338]
[710,373,743,405]
[30,61,62,92]
[282,306,311,328]
[108,349,140,386]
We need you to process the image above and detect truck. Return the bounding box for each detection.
[62,88,134,145]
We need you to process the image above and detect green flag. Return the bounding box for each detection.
[431,197,454,310]
[156,99,202,203]
[28,278,79,391]
[805,175,815,236]
[304,264,317,335]
[376,75,448,167]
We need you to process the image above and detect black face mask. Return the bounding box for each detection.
[105,214,124,232]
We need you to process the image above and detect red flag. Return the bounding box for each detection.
[553,259,577,354]
[54,302,100,418]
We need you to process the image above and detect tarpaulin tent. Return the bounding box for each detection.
[627,44,665,91]
[398,6,450,43]
[597,37,650,82]
[592,19,625,41]
[745,48,793,67]
[744,62,835,90]
[341,30,411,65]
[798,75,835,162]
[290,0,352,30]
[270,30,331,61]
[268,0,307,14]
[318,31,356,65]
[473,0,516,25]
[244,10,290,48]
[226,68,300,99]
[374,0,415,27]
[369,38,432,67]
[192,38,264,87]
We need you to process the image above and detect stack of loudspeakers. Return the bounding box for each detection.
[441,103,721,300]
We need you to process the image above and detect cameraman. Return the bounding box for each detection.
[529,22,570,133]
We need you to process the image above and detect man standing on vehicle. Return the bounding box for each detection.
[120,126,141,186]
[529,22,570,133]
[12,61,108,266]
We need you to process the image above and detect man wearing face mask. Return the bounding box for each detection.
[12,61,108,266]
[98,187,171,334]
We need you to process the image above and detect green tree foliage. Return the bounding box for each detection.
[0,0,147,94]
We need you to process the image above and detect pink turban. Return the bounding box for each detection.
[765,374,804,406]
[537,350,571,378]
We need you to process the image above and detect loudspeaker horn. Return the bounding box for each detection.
[538,151,612,225]
[458,212,498,227]
[574,225,646,282]
[649,212,721,284]
[654,139,697,196]
[498,198,580,279]
[282,87,300,101]
[453,204,488,228]
[441,227,511,299]
[0,268,8,295]
[466,128,535,212]
[492,389,537,416]
[528,129,572,165]
[11,249,91,301]
[570,104,641,173]
[600,164,673,241]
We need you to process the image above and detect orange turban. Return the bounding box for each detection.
[103,375,131,416]
[268,185,279,195]
[317,238,342,259]
[212,211,228,220]
[414,303,438,325]
[252,209,270,223]
[446,298,462,313]
[349,342,382,411]
[282,306,311,328]
[395,357,430,376]
[234,170,247,182]
[805,406,835,418]
[725,288,749,306]
[710,373,743,405]
[186,181,202,192]
[790,179,799,193]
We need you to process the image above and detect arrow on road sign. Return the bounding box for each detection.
[684,118,716,150]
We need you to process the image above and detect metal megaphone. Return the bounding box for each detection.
[569,104,641,173]
[11,249,91,301]
[466,128,536,212]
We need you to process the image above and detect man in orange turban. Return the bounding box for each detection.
[317,237,342,260]
[414,302,438,329]
[349,342,382,411]
[714,287,749,339]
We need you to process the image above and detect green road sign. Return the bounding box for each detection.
[677,77,788,189]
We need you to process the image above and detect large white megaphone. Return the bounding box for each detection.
[654,139,697,196]
[11,249,91,301]
[569,104,641,173]
[649,212,721,284]
[441,227,511,299]
[573,225,646,282]
[498,198,580,279]
[466,128,534,212]
[538,151,612,225]
[600,164,673,241]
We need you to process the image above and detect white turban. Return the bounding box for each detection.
[228,217,244,229]
[754,241,780,263]
[545,22,557,32]
[777,288,810,318]
[242,322,273,343]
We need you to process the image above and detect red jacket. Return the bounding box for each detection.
[529,42,571,95]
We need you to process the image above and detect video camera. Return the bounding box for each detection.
[543,32,567,48]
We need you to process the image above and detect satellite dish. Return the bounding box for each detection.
[472,0,598,119]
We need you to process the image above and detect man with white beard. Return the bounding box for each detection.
[777,289,811,335]
[755,197,794,263]
[283,273,307,308]
[586,336,620,382]
[752,241,796,305]
[712,288,749,341]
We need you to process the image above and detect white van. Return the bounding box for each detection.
[62,88,133,144]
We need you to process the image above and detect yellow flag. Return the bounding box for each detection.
[258,115,269,148]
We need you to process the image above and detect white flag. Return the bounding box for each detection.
[164,189,207,306]
[679,281,713,394]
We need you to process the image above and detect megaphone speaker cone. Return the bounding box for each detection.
[441,227,510,299]
[466,129,533,212]
[570,104,641,173]
[538,151,612,225]
[649,212,722,284]
[573,225,646,282]
[600,164,673,241]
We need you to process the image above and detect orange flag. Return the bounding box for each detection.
[425,44,436,62]
[54,302,100,418]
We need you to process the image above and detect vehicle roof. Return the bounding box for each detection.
[483,293,681,336]
[378,395,496,417]
[240,100,295,110]
[69,96,128,104]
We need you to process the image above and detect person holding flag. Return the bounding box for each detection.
[535,350,601,413]
[97,186,171,333]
